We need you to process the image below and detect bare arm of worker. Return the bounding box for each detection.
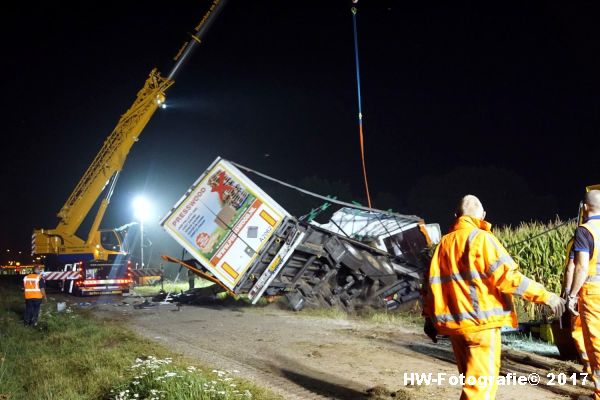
[41,287,47,302]
[568,251,589,298]
[563,258,575,297]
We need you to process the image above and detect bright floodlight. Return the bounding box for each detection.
[133,196,151,221]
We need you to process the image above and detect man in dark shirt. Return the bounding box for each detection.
[567,190,600,400]
[563,239,591,373]
[573,228,596,261]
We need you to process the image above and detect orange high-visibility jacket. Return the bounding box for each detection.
[580,219,600,286]
[23,273,43,299]
[423,216,552,335]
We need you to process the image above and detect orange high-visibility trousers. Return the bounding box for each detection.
[450,328,501,400]
[580,287,600,400]
[572,314,592,373]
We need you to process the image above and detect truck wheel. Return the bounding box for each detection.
[338,241,364,270]
[361,252,396,286]
[285,291,306,311]
[375,256,395,276]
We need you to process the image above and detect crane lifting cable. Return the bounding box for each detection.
[351,3,373,208]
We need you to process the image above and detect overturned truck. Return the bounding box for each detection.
[160,158,440,311]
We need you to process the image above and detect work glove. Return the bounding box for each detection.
[567,296,579,316]
[546,293,566,317]
[423,317,438,343]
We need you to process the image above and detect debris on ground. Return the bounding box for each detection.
[133,300,157,309]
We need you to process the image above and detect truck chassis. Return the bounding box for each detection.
[172,217,424,311]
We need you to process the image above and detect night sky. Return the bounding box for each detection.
[2,1,600,264]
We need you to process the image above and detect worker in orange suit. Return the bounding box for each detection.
[563,238,591,374]
[566,190,600,400]
[422,195,566,400]
[23,265,47,326]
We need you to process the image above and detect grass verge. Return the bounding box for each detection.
[298,304,423,327]
[0,283,281,400]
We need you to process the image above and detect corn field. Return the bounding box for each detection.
[493,218,576,321]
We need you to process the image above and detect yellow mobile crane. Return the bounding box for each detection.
[32,0,227,294]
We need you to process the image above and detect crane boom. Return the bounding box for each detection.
[33,0,227,262]
[58,70,172,234]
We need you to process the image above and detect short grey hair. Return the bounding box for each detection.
[585,190,600,213]
[456,195,485,219]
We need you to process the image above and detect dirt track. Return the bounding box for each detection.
[90,297,590,400]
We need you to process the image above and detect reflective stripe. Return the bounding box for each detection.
[467,229,481,315]
[488,254,514,273]
[434,307,512,323]
[484,232,501,251]
[429,269,488,284]
[484,329,496,400]
[585,222,600,245]
[430,228,486,284]
[23,274,42,298]
[467,229,481,246]
[470,285,480,314]
[514,276,530,296]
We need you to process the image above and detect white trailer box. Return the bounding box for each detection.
[160,158,290,290]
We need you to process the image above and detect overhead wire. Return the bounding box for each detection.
[505,217,577,249]
[228,160,420,223]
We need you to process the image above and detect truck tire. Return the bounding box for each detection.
[360,251,396,286]
[285,291,306,311]
[324,237,363,271]
[337,241,364,271]
[375,256,395,276]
